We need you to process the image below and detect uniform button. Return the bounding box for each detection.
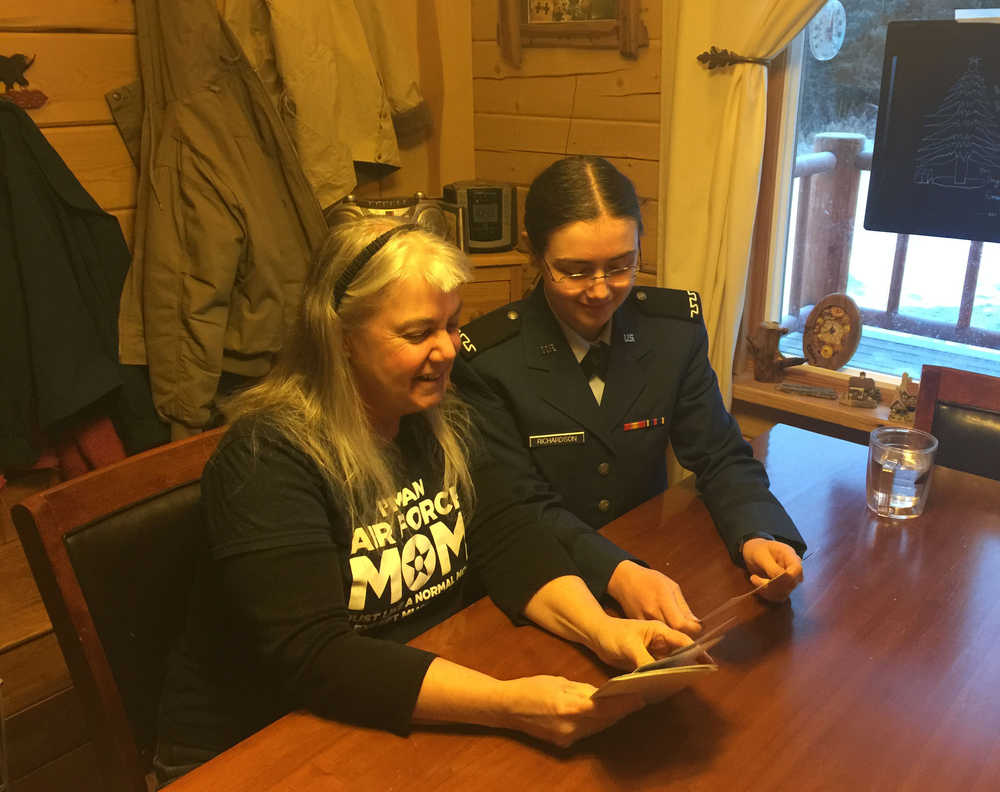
[507,310,519,321]
[635,290,647,302]
[597,498,610,513]
[597,462,610,476]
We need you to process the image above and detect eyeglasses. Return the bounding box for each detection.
[543,250,640,292]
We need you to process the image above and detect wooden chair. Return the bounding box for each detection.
[914,365,1000,481]
[11,428,225,792]
[1,676,7,792]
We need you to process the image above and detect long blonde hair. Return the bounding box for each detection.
[223,217,475,530]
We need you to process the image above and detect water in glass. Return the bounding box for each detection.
[866,427,938,519]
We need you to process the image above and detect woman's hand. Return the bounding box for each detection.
[742,538,803,602]
[413,659,643,748]
[588,615,693,671]
[523,575,694,671]
[606,560,702,634]
[496,675,644,748]
[415,577,693,747]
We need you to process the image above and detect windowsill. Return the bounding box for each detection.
[779,325,1000,379]
[732,365,902,434]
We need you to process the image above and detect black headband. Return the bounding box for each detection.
[333,224,420,310]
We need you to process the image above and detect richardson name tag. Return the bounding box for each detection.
[529,431,586,448]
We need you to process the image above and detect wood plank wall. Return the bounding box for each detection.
[1,0,475,239]
[470,0,670,277]
[2,6,138,787]
[1,0,140,245]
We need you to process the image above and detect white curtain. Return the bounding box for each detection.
[659,0,826,406]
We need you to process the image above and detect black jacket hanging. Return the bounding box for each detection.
[0,100,167,467]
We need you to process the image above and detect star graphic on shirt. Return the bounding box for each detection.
[402,533,436,590]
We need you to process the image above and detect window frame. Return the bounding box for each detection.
[762,36,806,328]
[737,30,903,431]
[747,21,1000,389]
[742,30,903,391]
[742,37,809,368]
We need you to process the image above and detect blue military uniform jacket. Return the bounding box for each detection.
[460,284,805,585]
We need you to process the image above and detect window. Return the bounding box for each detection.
[763,0,1000,379]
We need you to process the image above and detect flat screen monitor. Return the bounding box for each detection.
[865,20,1000,243]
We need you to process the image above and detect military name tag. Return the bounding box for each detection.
[529,431,586,448]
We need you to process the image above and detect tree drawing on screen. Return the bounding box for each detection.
[913,56,1000,209]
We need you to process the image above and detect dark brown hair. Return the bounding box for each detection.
[523,155,643,257]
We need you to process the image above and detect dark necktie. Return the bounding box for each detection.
[580,342,610,381]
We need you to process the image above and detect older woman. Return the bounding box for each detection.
[153,218,691,784]
[460,156,806,627]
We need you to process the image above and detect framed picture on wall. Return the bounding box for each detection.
[498,0,648,65]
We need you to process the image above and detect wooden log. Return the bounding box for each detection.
[0,32,137,127]
[475,149,658,197]
[474,113,571,153]
[746,321,806,382]
[42,124,136,211]
[474,75,576,117]
[0,633,72,715]
[799,133,865,307]
[0,0,135,33]
[472,39,660,79]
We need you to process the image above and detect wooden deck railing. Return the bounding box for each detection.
[784,132,1000,349]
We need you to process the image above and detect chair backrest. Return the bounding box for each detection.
[1,677,7,792]
[914,365,1000,481]
[11,428,225,792]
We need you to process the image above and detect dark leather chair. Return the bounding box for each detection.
[12,428,225,792]
[914,365,1000,481]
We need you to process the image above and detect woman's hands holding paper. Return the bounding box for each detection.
[607,560,702,634]
[589,615,694,671]
[494,674,644,747]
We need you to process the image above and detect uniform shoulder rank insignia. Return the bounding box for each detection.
[630,287,703,323]
[459,303,523,359]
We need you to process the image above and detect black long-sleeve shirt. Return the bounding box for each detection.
[157,411,578,753]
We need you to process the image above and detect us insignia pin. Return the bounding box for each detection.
[539,343,558,355]
[623,332,636,343]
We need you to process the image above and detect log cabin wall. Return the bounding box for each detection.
[1,1,140,245]
[470,0,678,285]
[2,4,138,787]
[0,0,475,243]
[0,2,474,789]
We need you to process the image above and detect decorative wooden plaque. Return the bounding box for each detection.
[802,293,862,369]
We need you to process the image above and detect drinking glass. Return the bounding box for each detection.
[867,426,938,519]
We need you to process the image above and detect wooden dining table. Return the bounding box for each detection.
[168,424,1000,792]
